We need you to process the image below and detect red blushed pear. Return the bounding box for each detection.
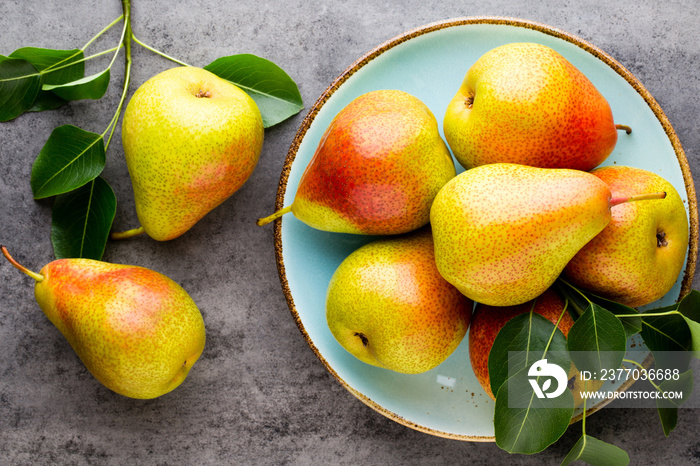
[564,166,689,307]
[257,90,456,235]
[430,163,666,307]
[2,247,206,399]
[443,42,631,171]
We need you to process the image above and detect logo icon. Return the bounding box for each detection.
[528,358,568,399]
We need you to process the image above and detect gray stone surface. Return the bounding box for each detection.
[1,0,699,464]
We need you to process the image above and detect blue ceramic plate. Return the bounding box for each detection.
[271,17,698,440]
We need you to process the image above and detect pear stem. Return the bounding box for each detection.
[610,191,666,207]
[257,205,292,226]
[615,124,632,135]
[110,225,146,240]
[1,246,44,282]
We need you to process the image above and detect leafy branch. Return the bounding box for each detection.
[489,281,700,464]
[1,0,303,261]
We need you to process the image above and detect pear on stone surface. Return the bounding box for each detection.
[443,42,629,171]
[119,66,264,241]
[325,229,472,374]
[257,89,456,235]
[430,163,666,307]
[2,247,206,399]
[564,166,689,307]
[468,287,601,406]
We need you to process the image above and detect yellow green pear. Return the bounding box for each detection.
[443,42,629,171]
[119,66,264,241]
[429,163,666,307]
[564,166,689,307]
[325,229,472,374]
[2,246,206,399]
[258,90,455,235]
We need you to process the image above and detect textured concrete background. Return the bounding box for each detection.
[1,0,699,464]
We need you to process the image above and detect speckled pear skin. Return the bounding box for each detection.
[34,259,206,399]
[122,66,264,241]
[468,288,573,399]
[564,166,689,307]
[430,163,613,307]
[292,89,456,235]
[443,42,618,171]
[325,229,472,374]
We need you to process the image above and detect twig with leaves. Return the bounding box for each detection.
[0,0,303,260]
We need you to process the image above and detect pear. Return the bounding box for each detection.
[564,166,689,307]
[118,66,264,241]
[469,287,602,406]
[2,247,206,399]
[257,90,455,235]
[325,229,472,374]
[430,163,666,307]
[443,42,630,171]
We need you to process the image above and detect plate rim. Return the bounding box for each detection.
[271,16,699,442]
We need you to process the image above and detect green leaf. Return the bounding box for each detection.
[43,68,110,101]
[680,316,700,359]
[640,312,691,372]
[494,370,574,454]
[10,47,85,111]
[9,47,85,85]
[589,295,641,339]
[9,47,84,77]
[29,91,69,112]
[567,304,627,374]
[0,55,41,121]
[656,369,694,436]
[674,291,700,358]
[489,309,575,453]
[204,54,303,128]
[31,124,106,199]
[677,290,700,321]
[560,435,630,466]
[488,312,570,398]
[642,310,693,437]
[657,406,678,438]
[51,176,116,260]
